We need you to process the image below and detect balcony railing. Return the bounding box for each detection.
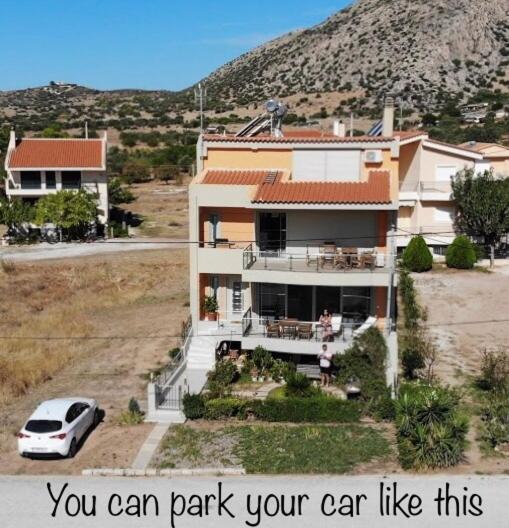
[419,181,452,194]
[242,246,388,273]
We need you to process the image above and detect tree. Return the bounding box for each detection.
[445,235,477,269]
[37,123,69,138]
[108,177,135,205]
[122,160,151,184]
[155,165,178,184]
[0,197,34,236]
[401,235,433,272]
[35,189,98,239]
[451,168,509,267]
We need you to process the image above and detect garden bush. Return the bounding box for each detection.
[480,396,509,448]
[252,346,274,376]
[395,384,468,469]
[204,398,247,420]
[182,393,205,419]
[399,269,421,329]
[206,360,238,398]
[401,235,433,272]
[401,333,426,379]
[476,349,509,394]
[445,235,476,269]
[251,396,362,423]
[284,372,316,398]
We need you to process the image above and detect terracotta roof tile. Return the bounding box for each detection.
[201,169,281,185]
[252,171,391,205]
[203,134,394,144]
[8,139,104,169]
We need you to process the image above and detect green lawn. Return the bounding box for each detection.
[153,424,391,474]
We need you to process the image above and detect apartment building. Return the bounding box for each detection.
[397,132,493,251]
[4,131,109,224]
[185,123,400,391]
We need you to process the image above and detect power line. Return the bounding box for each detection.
[2,317,509,341]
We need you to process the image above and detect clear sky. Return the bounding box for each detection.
[0,0,350,91]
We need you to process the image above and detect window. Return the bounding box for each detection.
[341,287,372,322]
[45,171,56,189]
[258,283,286,321]
[25,420,62,433]
[231,281,243,314]
[20,171,41,189]
[61,171,81,189]
[65,403,84,423]
[259,212,286,253]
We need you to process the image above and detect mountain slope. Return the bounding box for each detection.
[203,0,509,109]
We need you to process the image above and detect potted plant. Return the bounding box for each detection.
[203,295,218,321]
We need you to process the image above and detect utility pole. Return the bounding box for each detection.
[349,112,354,137]
[85,120,89,139]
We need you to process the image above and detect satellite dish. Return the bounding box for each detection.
[276,103,287,117]
[266,99,278,113]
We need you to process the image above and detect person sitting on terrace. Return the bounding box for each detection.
[318,309,333,342]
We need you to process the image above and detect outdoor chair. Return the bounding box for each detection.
[360,253,376,270]
[281,321,297,339]
[297,323,313,340]
[334,251,348,269]
[266,323,280,338]
[319,244,336,268]
[331,314,343,336]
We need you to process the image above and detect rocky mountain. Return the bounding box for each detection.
[203,0,509,110]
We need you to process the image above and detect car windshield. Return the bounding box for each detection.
[25,420,62,433]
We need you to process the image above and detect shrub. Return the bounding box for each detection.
[333,327,389,410]
[182,393,205,419]
[252,346,273,375]
[284,372,316,398]
[446,235,476,269]
[204,398,247,420]
[118,398,144,425]
[168,347,181,360]
[269,358,286,382]
[476,349,509,394]
[128,397,141,415]
[395,384,468,469]
[401,334,426,379]
[203,295,218,313]
[206,360,238,398]
[402,235,433,272]
[251,397,362,423]
[480,396,509,448]
[399,269,421,329]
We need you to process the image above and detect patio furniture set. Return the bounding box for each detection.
[306,244,377,270]
[263,315,377,341]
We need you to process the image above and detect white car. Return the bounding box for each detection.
[17,398,99,458]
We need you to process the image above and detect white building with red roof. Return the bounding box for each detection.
[4,131,109,224]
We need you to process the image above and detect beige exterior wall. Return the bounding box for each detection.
[204,148,293,171]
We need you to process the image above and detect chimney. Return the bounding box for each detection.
[382,97,394,137]
[9,129,16,145]
[333,119,346,137]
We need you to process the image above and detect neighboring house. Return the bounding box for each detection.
[459,141,509,178]
[397,132,488,252]
[4,131,109,224]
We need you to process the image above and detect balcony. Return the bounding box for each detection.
[419,181,452,201]
[242,245,393,287]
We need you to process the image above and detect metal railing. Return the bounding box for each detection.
[154,316,192,389]
[419,181,452,194]
[242,246,387,272]
[242,307,252,337]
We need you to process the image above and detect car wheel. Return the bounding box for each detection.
[67,438,77,459]
[93,409,100,427]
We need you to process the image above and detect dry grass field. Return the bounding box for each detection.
[126,179,190,239]
[0,249,189,474]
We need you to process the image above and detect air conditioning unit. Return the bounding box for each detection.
[365,150,383,163]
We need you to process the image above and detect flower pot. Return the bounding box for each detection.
[205,312,217,321]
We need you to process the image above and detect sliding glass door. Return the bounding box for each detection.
[258,213,286,254]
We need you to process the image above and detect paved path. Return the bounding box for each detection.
[131,422,169,470]
[0,238,186,262]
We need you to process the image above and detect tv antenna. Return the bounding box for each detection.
[194,82,207,133]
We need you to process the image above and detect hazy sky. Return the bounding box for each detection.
[0,0,350,91]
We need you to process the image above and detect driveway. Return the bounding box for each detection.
[0,238,187,262]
